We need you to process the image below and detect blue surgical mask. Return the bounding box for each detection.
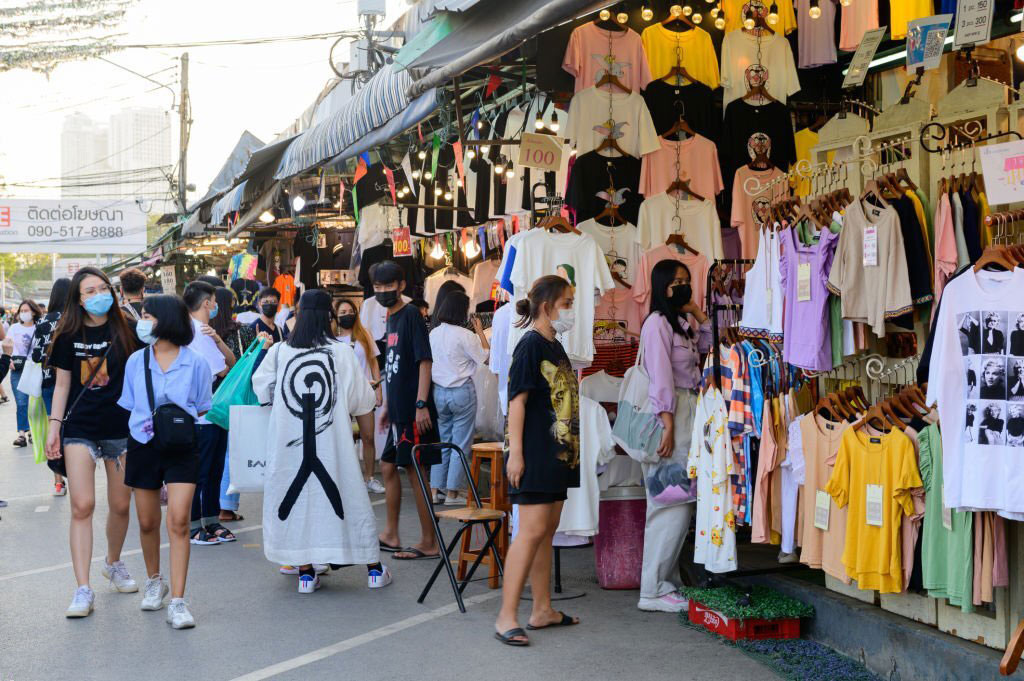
[83,292,113,316]
[136,319,156,345]
[209,303,219,320]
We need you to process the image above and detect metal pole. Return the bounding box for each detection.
[178,52,190,212]
[1,263,5,309]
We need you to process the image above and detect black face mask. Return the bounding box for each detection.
[375,290,399,308]
[337,314,356,330]
[669,284,692,307]
[261,303,279,317]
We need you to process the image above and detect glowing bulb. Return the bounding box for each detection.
[714,15,725,29]
[616,12,628,23]
[411,169,421,179]
[417,150,426,160]
[434,187,442,197]
[641,6,653,20]
[291,195,305,212]
[808,0,821,19]
[670,4,682,16]
[424,170,433,181]
[464,238,480,259]
[839,0,850,5]
[505,168,515,179]
[767,10,778,24]
[710,7,719,17]
[743,9,755,28]
[494,163,505,175]
[550,114,560,133]
[599,8,611,20]
[1017,43,1024,62]
[429,240,444,260]
[466,148,476,159]
[534,114,544,130]
[259,210,274,224]
[476,120,483,129]
[693,12,702,23]
[480,144,490,154]
[682,4,692,15]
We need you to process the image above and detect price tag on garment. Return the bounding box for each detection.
[797,263,812,302]
[814,490,831,531]
[391,227,412,257]
[866,484,884,527]
[518,132,564,172]
[954,0,993,48]
[862,226,878,267]
[941,484,953,530]
[842,27,888,89]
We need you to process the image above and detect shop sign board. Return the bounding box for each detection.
[518,132,563,172]
[52,256,104,282]
[979,139,1024,206]
[954,0,993,48]
[160,266,177,294]
[907,15,953,71]
[0,199,147,254]
[842,27,888,89]
[391,227,412,257]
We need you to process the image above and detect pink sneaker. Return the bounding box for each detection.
[637,593,689,613]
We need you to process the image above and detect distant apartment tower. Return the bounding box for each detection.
[108,107,173,209]
[60,112,111,199]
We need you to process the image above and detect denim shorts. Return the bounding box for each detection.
[64,437,128,463]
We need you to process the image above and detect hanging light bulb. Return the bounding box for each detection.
[839,0,851,5]
[599,8,611,20]
[534,112,544,130]
[616,11,628,23]
[411,169,421,180]
[767,2,779,24]
[808,0,821,19]
[494,162,505,175]
[714,14,726,29]
[641,6,653,20]
[476,119,484,130]
[466,148,476,159]
[464,237,480,259]
[710,7,719,17]
[505,167,515,179]
[682,4,692,15]
[417,150,426,160]
[291,195,306,212]
[743,8,755,29]
[259,210,274,224]
[429,239,444,260]
[1017,42,1024,62]
[443,190,453,201]
[434,186,443,197]
[670,4,683,16]
[480,144,490,154]
[424,170,433,181]
[550,112,560,133]
[692,11,702,22]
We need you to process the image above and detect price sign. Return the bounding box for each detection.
[518,132,563,171]
[391,227,412,257]
[843,27,888,89]
[160,266,177,294]
[954,0,993,48]
[907,15,953,71]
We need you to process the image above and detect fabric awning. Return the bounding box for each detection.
[226,181,283,239]
[233,134,299,185]
[187,130,264,212]
[210,181,246,227]
[325,88,438,167]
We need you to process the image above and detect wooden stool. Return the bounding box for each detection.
[456,442,509,588]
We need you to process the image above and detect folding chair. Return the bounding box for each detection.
[410,442,505,613]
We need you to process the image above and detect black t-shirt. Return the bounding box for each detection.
[565,150,644,225]
[50,322,133,440]
[384,304,433,424]
[230,278,261,312]
[959,190,983,264]
[643,79,718,142]
[506,330,581,495]
[31,311,61,387]
[357,242,425,299]
[721,99,797,185]
[250,317,286,342]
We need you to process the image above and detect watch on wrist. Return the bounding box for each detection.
[415,400,427,409]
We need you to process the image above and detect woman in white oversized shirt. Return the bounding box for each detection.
[428,291,489,505]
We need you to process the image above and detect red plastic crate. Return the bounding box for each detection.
[688,600,801,641]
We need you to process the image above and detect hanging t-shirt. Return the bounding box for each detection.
[636,193,723,258]
[272,273,296,306]
[357,203,402,251]
[577,218,641,286]
[642,79,718,141]
[506,330,581,495]
[839,0,878,51]
[890,0,933,40]
[688,386,738,573]
[926,267,1024,518]
[795,0,837,68]
[384,303,433,424]
[565,87,660,158]
[638,135,724,200]
[719,0,798,34]
[469,258,500,307]
[721,100,798,181]
[357,241,425,299]
[797,412,851,582]
[640,24,720,89]
[489,302,514,416]
[49,323,132,441]
[633,245,710,317]
[557,396,615,536]
[562,22,653,93]
[779,223,838,371]
[564,150,644,225]
[791,127,819,197]
[720,30,800,110]
[730,165,787,260]
[423,270,473,308]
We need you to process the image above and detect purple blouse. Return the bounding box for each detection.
[640,312,711,414]
[779,225,838,371]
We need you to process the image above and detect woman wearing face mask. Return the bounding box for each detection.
[9,299,43,448]
[119,295,212,628]
[636,260,710,614]
[45,267,140,618]
[495,275,581,647]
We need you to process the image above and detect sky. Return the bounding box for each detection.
[0,0,380,203]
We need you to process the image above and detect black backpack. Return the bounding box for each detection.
[144,349,196,452]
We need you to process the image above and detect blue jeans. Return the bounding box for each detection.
[219,444,240,512]
[10,368,28,432]
[430,382,476,493]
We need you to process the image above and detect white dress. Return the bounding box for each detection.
[688,387,738,573]
[252,340,379,566]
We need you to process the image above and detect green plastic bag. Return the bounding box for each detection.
[206,338,264,430]
[28,395,48,464]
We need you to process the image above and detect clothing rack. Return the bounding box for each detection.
[705,259,754,387]
[918,120,1023,155]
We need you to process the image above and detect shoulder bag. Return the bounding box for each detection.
[144,349,196,452]
[610,341,665,464]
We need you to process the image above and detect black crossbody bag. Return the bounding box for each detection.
[144,349,196,452]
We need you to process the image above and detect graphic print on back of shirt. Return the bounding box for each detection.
[957,308,1021,447]
[590,53,631,86]
[539,359,580,468]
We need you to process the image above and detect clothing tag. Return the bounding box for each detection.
[941,484,952,530]
[866,484,883,526]
[862,226,878,267]
[825,423,835,430]
[317,233,327,249]
[814,490,830,530]
[869,437,881,444]
[766,287,772,318]
[797,263,812,302]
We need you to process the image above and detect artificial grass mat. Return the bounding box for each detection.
[678,584,815,620]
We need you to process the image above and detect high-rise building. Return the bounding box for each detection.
[108,107,173,209]
[60,112,111,199]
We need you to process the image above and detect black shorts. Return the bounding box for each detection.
[382,422,440,467]
[509,491,568,505]
[124,436,199,490]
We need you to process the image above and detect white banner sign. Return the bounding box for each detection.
[52,256,104,282]
[954,0,994,48]
[843,27,888,89]
[0,200,147,254]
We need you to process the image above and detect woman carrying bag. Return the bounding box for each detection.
[32,278,72,495]
[9,299,43,448]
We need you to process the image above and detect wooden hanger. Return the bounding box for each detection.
[662,113,696,139]
[895,167,917,192]
[595,200,624,226]
[539,214,579,234]
[846,385,870,412]
[667,176,706,202]
[740,10,775,35]
[594,17,627,32]
[974,244,1016,272]
[665,232,699,255]
[859,179,889,207]
[743,82,778,104]
[596,133,630,157]
[853,402,891,432]
[660,64,694,85]
[595,71,631,93]
[661,8,694,30]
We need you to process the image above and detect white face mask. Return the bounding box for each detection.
[19,311,32,324]
[551,306,575,334]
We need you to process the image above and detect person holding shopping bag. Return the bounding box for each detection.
[32,278,72,495]
[9,299,43,448]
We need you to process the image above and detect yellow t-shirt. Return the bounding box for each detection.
[976,189,991,246]
[890,0,933,40]
[791,127,819,198]
[719,0,797,35]
[825,427,922,594]
[641,24,720,89]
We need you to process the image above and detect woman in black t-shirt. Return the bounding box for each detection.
[45,266,140,618]
[495,275,581,647]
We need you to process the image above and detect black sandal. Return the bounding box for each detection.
[526,612,580,630]
[190,528,219,545]
[12,435,26,447]
[206,523,237,543]
[494,628,529,646]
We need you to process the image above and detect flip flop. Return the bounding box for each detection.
[526,612,580,630]
[494,628,529,646]
[393,547,440,560]
[379,540,401,553]
[219,511,245,522]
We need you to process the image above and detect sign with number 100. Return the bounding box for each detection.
[392,227,412,257]
[518,132,564,171]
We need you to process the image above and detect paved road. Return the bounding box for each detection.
[0,387,777,681]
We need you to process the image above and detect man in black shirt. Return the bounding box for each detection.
[118,267,146,320]
[249,286,286,343]
[373,260,440,561]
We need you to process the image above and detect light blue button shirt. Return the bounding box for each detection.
[118,345,213,444]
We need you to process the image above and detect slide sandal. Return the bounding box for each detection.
[494,628,529,646]
[526,612,579,630]
[393,547,440,560]
[379,540,401,553]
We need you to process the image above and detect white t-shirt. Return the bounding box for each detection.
[359,295,411,342]
[470,258,500,306]
[7,322,35,357]
[720,30,801,110]
[424,270,473,308]
[636,193,723,259]
[507,229,615,363]
[577,219,641,286]
[337,334,379,380]
[558,396,615,537]
[565,87,660,158]
[429,323,488,388]
[357,203,401,250]
[236,310,260,325]
[489,302,514,416]
[188,317,227,425]
[927,267,1024,519]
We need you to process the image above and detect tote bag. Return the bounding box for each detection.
[226,404,271,493]
[16,360,43,398]
[207,338,263,430]
[610,343,664,464]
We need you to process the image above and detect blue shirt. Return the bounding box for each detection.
[117,345,213,444]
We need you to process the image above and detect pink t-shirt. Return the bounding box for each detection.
[730,165,787,260]
[638,135,724,200]
[562,22,653,93]
[796,0,837,68]
[839,0,879,52]
[632,245,709,317]
[594,285,643,336]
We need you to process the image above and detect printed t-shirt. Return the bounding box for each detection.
[49,322,132,441]
[565,87,660,159]
[795,0,837,68]
[562,22,653,93]
[721,100,798,181]
[840,0,878,51]
[640,24,720,89]
[779,223,838,371]
[272,274,296,306]
[720,30,800,110]
[642,79,718,141]
[797,413,850,582]
[636,194,723,258]
[564,151,643,225]
[633,245,710,320]
[730,165,787,260]
[384,303,433,424]
[639,135,723,199]
[719,0,797,34]
[506,330,581,495]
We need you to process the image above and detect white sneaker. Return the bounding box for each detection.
[166,599,195,629]
[367,564,393,589]
[65,586,95,618]
[140,575,169,611]
[279,564,328,576]
[366,477,386,494]
[298,574,321,594]
[101,560,138,593]
[637,593,689,613]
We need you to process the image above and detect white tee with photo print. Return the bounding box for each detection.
[927,268,1024,519]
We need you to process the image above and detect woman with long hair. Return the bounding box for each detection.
[252,289,391,594]
[32,278,73,494]
[334,298,385,494]
[9,298,43,448]
[45,266,140,617]
[495,275,581,646]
